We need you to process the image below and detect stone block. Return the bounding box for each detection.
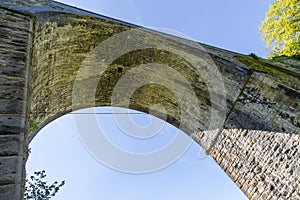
[0,184,20,200]
[0,99,24,114]
[0,156,19,185]
[0,114,24,134]
[0,86,24,100]
[0,75,25,87]
[0,135,20,156]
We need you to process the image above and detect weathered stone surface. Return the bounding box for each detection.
[226,71,300,135]
[191,129,220,152]
[0,86,24,100]
[0,0,48,6]
[0,1,299,200]
[0,184,21,200]
[0,156,19,185]
[28,10,299,199]
[0,114,25,135]
[0,136,20,156]
[0,66,26,78]
[236,56,300,90]
[29,11,252,138]
[0,99,24,114]
[0,75,25,87]
[205,129,300,200]
[0,7,32,200]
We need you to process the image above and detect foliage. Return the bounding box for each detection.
[29,119,39,133]
[29,113,39,133]
[249,53,259,60]
[259,0,300,58]
[24,170,65,200]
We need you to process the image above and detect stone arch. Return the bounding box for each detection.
[29,10,227,139]
[0,2,299,199]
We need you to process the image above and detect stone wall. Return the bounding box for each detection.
[27,12,300,200]
[193,59,300,199]
[211,129,300,200]
[0,1,299,200]
[29,11,251,138]
[193,129,300,200]
[0,8,32,200]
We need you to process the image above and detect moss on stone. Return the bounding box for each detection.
[29,11,130,131]
[29,119,39,133]
[235,56,300,91]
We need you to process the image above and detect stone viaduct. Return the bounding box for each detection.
[0,0,299,199]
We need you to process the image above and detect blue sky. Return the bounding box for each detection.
[27,107,247,200]
[54,0,273,57]
[26,1,275,199]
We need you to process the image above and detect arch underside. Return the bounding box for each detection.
[0,3,299,199]
[27,11,300,199]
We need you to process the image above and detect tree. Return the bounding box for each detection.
[259,0,300,58]
[24,170,65,200]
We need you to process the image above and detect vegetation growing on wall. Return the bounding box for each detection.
[235,56,300,91]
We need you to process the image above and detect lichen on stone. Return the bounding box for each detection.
[0,0,49,6]
[235,56,300,92]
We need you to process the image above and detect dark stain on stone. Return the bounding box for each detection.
[278,84,300,99]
